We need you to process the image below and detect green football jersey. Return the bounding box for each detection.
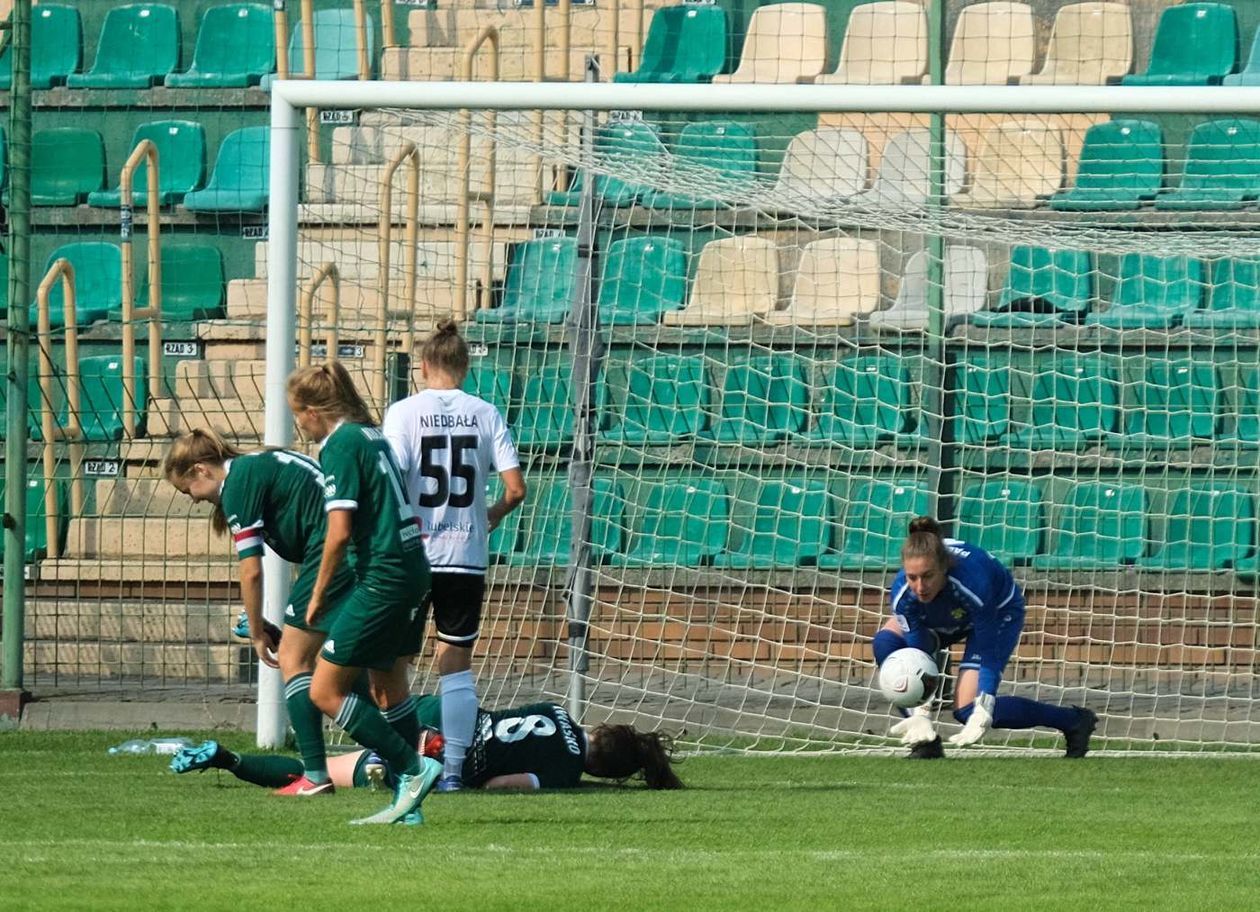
[319,421,429,590]
[463,702,586,789]
[221,450,332,565]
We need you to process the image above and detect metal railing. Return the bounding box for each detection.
[455,25,500,321]
[375,141,421,406]
[35,261,85,561]
[297,262,340,369]
[117,138,163,439]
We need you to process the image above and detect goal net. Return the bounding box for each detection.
[266,79,1260,753]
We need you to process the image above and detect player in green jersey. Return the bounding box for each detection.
[286,361,441,825]
[164,428,359,796]
[172,695,683,791]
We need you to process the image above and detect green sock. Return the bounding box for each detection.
[381,695,420,750]
[333,693,420,777]
[284,672,329,783]
[233,754,305,788]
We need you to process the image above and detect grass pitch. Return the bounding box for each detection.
[2,731,1257,911]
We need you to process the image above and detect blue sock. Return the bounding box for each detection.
[955,697,1078,732]
[872,629,906,665]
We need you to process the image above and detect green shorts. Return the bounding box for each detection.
[320,584,421,671]
[283,564,356,635]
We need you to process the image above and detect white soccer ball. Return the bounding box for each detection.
[878,648,940,709]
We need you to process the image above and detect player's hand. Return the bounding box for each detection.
[890,704,936,746]
[251,630,280,669]
[948,696,994,748]
[305,595,324,627]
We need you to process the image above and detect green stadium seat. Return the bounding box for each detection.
[600,353,710,445]
[958,479,1046,565]
[596,236,688,324]
[953,357,1010,445]
[1113,359,1220,448]
[714,479,833,569]
[61,355,146,441]
[1003,355,1120,450]
[1048,120,1164,211]
[818,478,932,570]
[1138,482,1254,571]
[1088,254,1205,329]
[613,4,727,84]
[508,475,622,566]
[165,3,276,87]
[704,354,808,445]
[137,245,225,321]
[0,475,68,561]
[1121,3,1237,86]
[462,358,515,420]
[0,127,6,191]
[513,360,574,452]
[1032,481,1147,570]
[1153,119,1260,210]
[66,3,180,89]
[182,126,270,213]
[262,9,377,86]
[617,478,729,566]
[809,356,915,447]
[477,237,577,324]
[1184,258,1260,329]
[0,4,81,89]
[27,128,105,206]
[639,121,760,210]
[1229,366,1260,444]
[29,242,122,329]
[0,355,47,442]
[87,120,207,208]
[547,121,669,208]
[971,246,1094,326]
[1224,25,1260,86]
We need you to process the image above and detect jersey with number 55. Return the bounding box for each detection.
[383,389,520,574]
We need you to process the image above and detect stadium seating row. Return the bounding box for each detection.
[484,474,1258,572]
[26,470,1258,573]
[466,350,1260,451]
[544,116,1260,216]
[480,231,1260,329]
[13,124,269,213]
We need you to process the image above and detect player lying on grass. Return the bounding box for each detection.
[165,429,362,796]
[875,517,1098,759]
[171,695,683,791]
[286,362,441,824]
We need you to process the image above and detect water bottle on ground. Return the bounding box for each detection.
[108,737,196,756]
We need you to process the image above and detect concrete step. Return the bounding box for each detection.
[23,640,249,682]
[25,600,239,643]
[38,557,240,584]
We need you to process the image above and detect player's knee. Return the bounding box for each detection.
[872,629,906,666]
[308,681,340,717]
[953,703,975,725]
[905,628,940,656]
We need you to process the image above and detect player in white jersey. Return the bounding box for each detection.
[383,319,527,792]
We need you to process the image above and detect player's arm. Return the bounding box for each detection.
[307,509,352,625]
[482,773,540,790]
[237,555,278,668]
[488,467,526,532]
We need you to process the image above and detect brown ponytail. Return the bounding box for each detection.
[163,429,243,535]
[286,361,376,426]
[420,319,469,382]
[586,723,684,790]
[901,515,951,570]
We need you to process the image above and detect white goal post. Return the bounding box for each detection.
[262,81,1260,753]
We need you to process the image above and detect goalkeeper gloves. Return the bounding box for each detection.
[948,693,995,748]
[889,704,937,746]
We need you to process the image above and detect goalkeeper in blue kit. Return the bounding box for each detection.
[874,517,1098,758]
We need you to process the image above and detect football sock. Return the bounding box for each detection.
[233,754,305,788]
[381,694,421,750]
[284,672,330,784]
[872,629,906,665]
[439,669,478,780]
[334,693,420,777]
[955,697,1078,732]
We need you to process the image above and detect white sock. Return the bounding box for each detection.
[439,669,478,780]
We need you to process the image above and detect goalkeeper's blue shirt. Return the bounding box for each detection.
[888,538,1024,695]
